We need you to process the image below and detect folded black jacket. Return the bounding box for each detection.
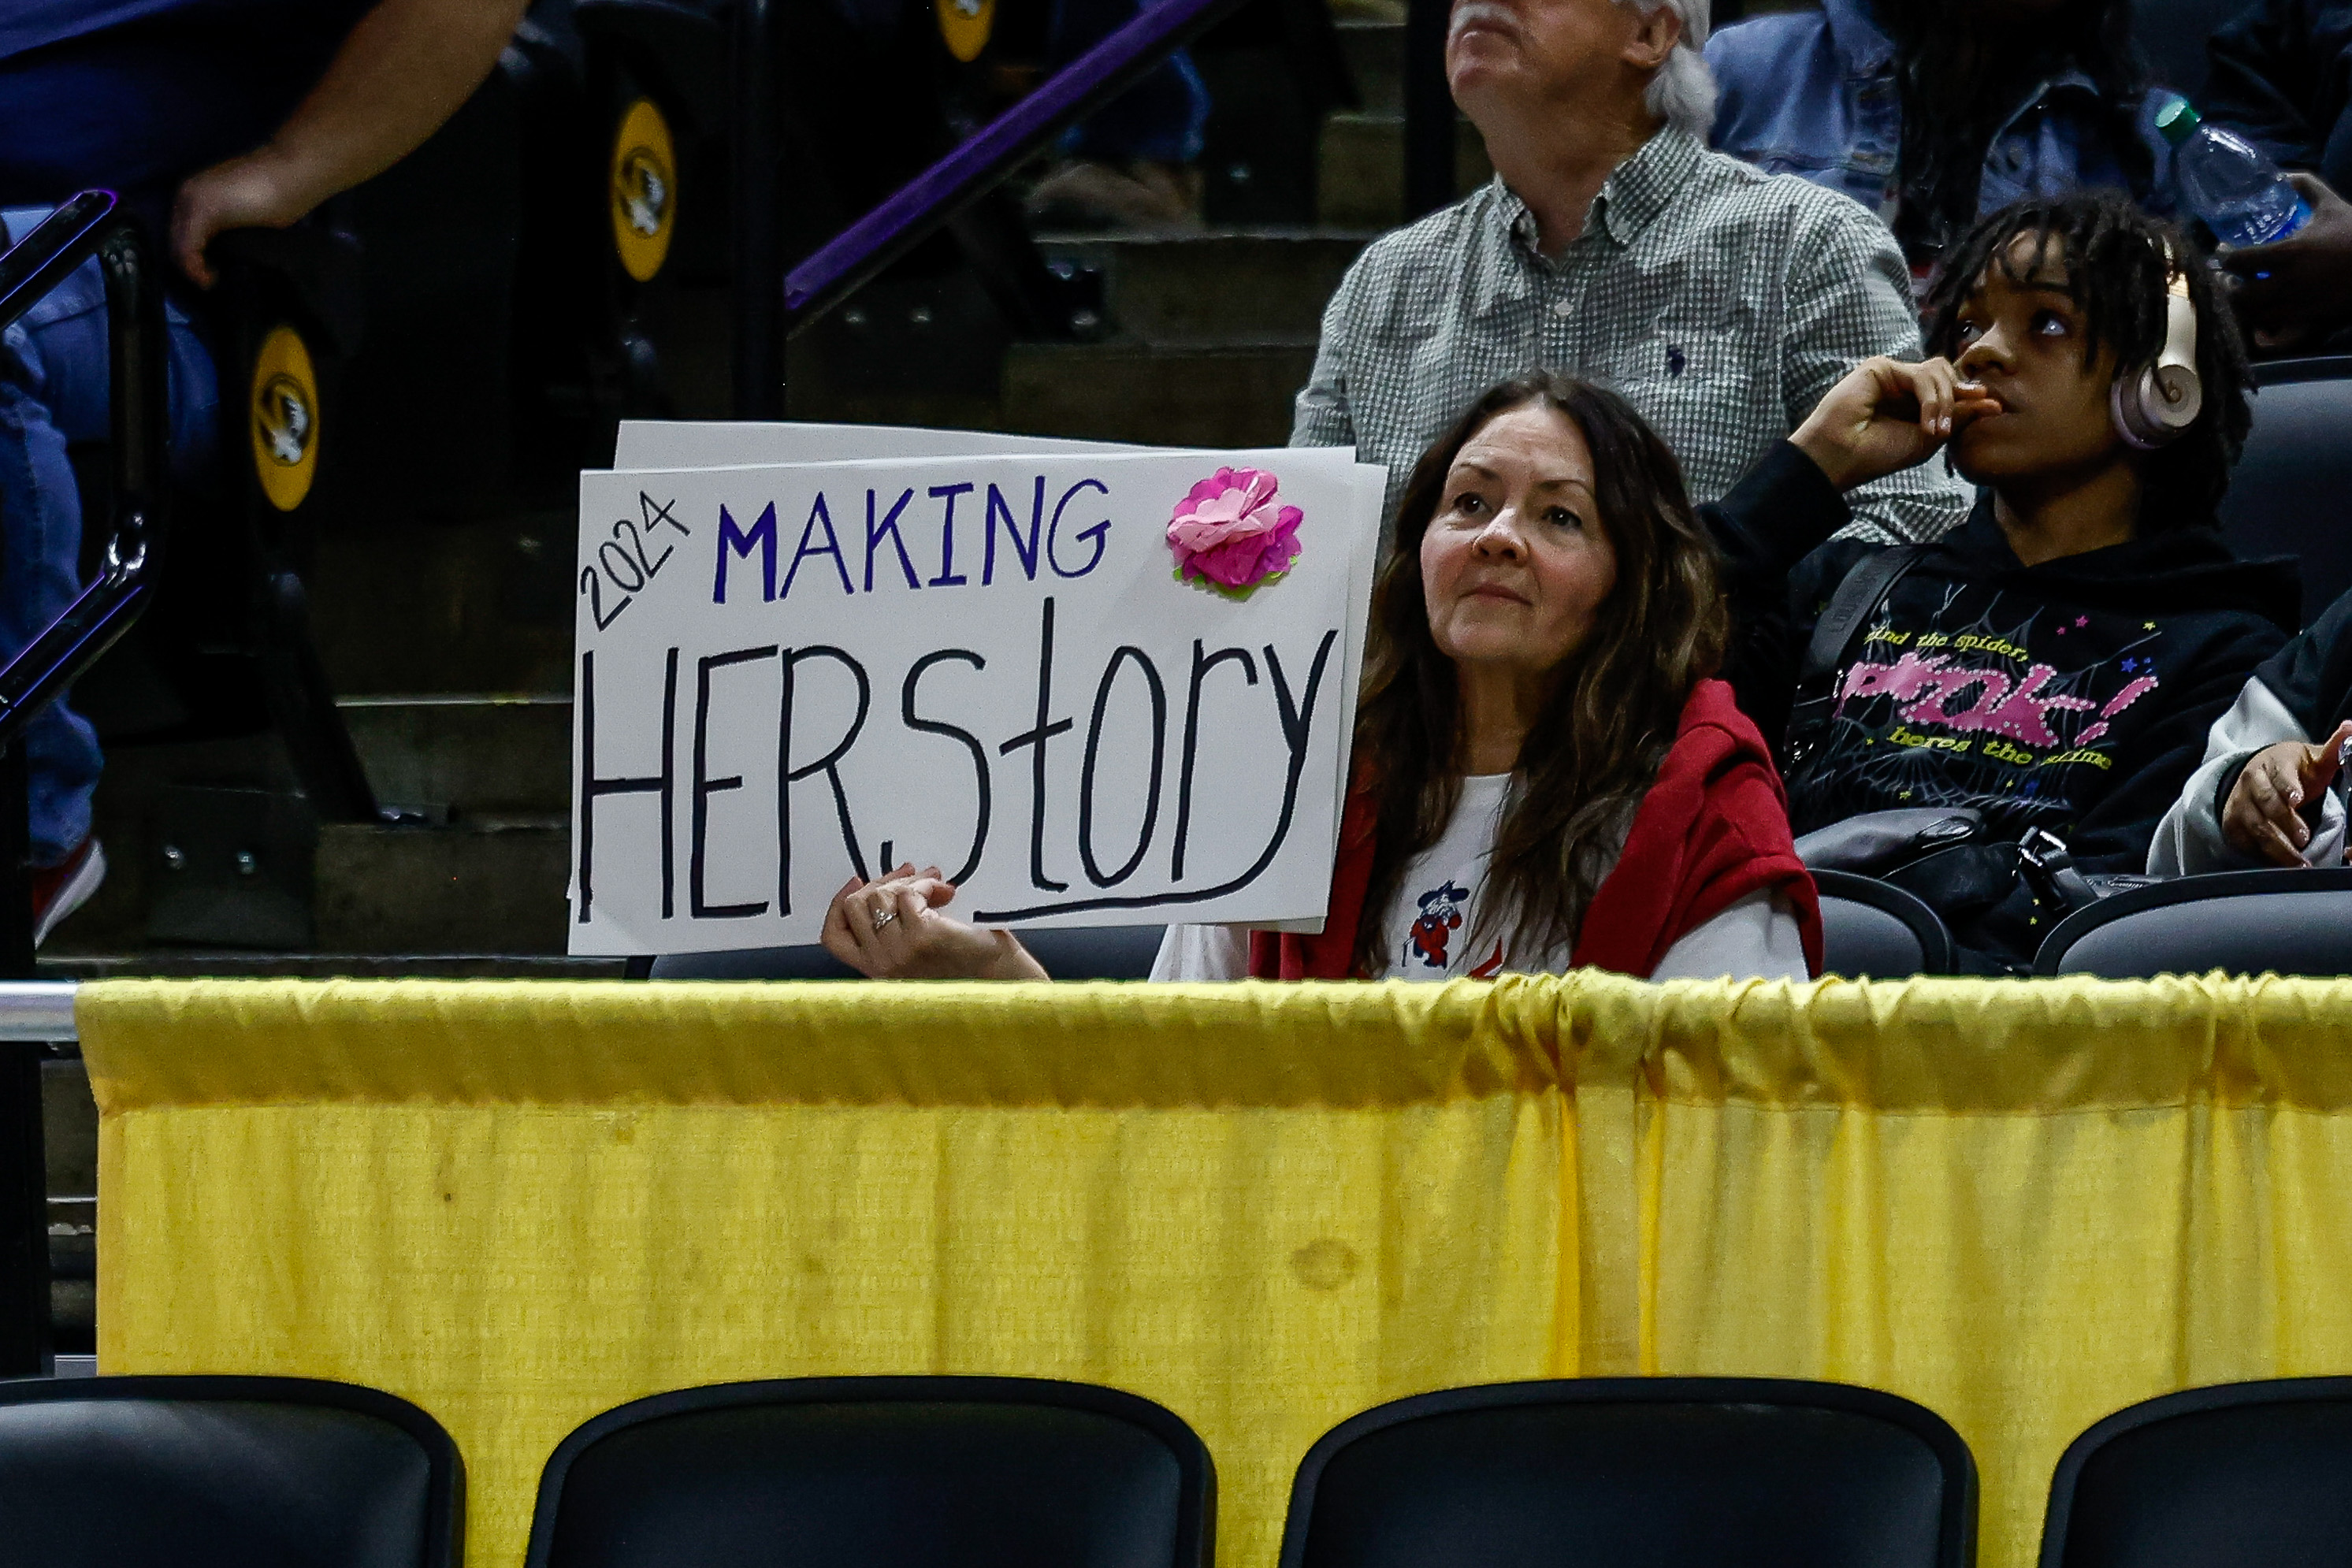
[1705,443,2302,964]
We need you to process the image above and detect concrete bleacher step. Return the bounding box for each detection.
[1036,230,1370,346]
[344,694,570,814]
[41,953,619,978]
[790,229,1363,446]
[41,814,574,960]
[1314,15,1492,229]
[1337,18,1403,115]
[317,816,569,953]
[1318,111,1492,230]
[1004,341,1321,446]
[45,694,574,962]
[310,513,574,697]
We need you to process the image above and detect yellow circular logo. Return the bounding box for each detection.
[249,325,318,513]
[937,0,994,62]
[610,98,677,283]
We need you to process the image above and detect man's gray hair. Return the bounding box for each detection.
[1619,0,1716,140]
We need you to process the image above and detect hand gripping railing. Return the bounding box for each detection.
[0,191,165,1377]
[730,0,1262,414]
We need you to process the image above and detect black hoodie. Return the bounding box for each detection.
[1707,444,2302,966]
[2245,584,2352,740]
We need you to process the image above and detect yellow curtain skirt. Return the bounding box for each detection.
[78,972,2352,1568]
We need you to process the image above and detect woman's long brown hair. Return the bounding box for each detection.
[1349,374,1728,978]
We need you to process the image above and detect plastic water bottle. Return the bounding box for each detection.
[2157,95,2312,247]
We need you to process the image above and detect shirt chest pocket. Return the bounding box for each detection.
[1596,325,1769,433]
[1596,324,1744,389]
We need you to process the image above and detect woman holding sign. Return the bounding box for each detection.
[823,374,1825,983]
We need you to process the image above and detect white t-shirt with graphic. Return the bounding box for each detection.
[1150,773,1808,983]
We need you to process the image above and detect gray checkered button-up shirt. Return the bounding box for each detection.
[1292,124,1971,544]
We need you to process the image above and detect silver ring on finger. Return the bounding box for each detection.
[871,907,898,933]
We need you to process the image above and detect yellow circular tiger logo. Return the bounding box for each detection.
[937,0,994,62]
[249,325,318,513]
[610,98,677,282]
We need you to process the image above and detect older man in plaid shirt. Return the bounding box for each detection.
[1295,0,1968,545]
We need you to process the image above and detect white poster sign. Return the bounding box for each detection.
[570,445,1383,955]
[613,419,1139,470]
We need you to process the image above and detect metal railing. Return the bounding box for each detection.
[0,193,170,788]
[730,0,1265,414]
[0,985,78,1042]
[0,193,166,1378]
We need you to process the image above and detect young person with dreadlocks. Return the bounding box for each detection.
[821,374,1826,985]
[1711,191,2298,969]
[1704,0,2171,281]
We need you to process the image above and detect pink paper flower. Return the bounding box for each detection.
[1167,466,1303,592]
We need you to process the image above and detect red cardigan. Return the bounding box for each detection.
[1248,678,1823,980]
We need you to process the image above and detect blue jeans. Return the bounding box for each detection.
[1053,0,1210,165]
[0,207,217,864]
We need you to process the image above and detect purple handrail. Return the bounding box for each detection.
[781,0,1250,323]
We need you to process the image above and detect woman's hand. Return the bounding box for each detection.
[819,862,1050,979]
[1791,355,2002,492]
[2222,722,2352,867]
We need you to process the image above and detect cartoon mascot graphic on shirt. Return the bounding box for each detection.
[1407,881,1470,969]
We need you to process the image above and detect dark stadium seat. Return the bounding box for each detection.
[0,1375,462,1568]
[522,1377,1213,1568]
[1278,1378,1974,1568]
[1812,869,1956,978]
[2033,868,2352,977]
[2132,0,2242,95]
[2039,1379,2352,1567]
[2221,356,2352,626]
[645,923,1169,979]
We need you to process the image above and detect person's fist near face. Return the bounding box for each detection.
[2222,173,2352,355]
[2223,720,2352,867]
[1790,355,2003,492]
[819,861,1050,980]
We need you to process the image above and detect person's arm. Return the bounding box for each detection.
[1701,10,1835,160]
[1698,17,1773,153]
[170,0,533,284]
[1147,924,1252,981]
[2062,619,2294,878]
[1648,888,1811,982]
[2148,678,2317,873]
[1705,353,1985,632]
[2216,722,2352,867]
[1704,356,1997,741]
[2152,585,2352,873]
[1775,201,1976,544]
[1290,264,1362,451]
[1700,443,1852,743]
[1702,441,1852,600]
